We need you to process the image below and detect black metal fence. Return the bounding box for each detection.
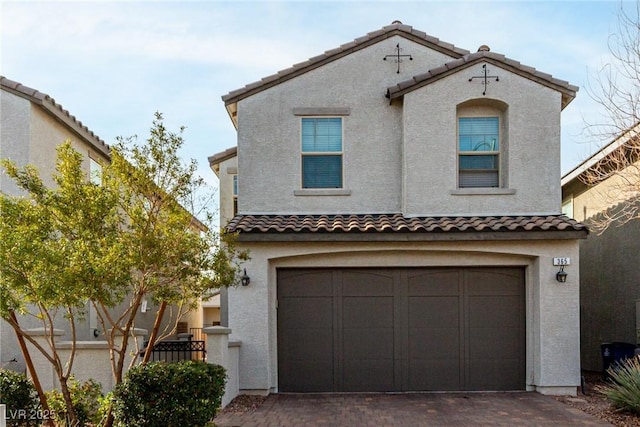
[140,339,206,363]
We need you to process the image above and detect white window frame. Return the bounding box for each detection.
[300,117,344,189]
[457,116,501,189]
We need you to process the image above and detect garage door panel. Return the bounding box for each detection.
[343,359,395,391]
[279,361,334,392]
[470,328,522,359]
[280,328,334,360]
[278,270,335,297]
[407,270,460,296]
[408,359,461,390]
[279,297,333,327]
[469,296,522,327]
[343,327,394,359]
[466,269,522,295]
[409,297,459,326]
[409,328,459,358]
[467,358,522,390]
[343,297,393,328]
[342,270,394,296]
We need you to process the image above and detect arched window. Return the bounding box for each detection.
[457,100,507,188]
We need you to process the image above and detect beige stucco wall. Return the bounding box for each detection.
[562,160,640,371]
[1,90,109,195]
[566,165,640,222]
[1,90,112,372]
[235,36,563,217]
[236,36,457,215]
[227,238,581,395]
[403,64,562,216]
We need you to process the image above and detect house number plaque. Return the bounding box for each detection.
[553,257,571,266]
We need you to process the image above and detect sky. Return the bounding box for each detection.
[0,1,635,194]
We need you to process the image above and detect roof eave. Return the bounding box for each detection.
[221,27,468,109]
[386,56,578,108]
[1,77,111,160]
[236,229,589,242]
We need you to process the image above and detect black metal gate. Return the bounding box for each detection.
[140,339,206,362]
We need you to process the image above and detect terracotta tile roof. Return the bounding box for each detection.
[1,76,110,159]
[227,213,588,237]
[386,50,578,110]
[221,22,469,106]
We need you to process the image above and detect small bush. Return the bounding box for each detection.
[45,376,103,426]
[0,369,41,426]
[112,361,226,427]
[598,355,640,413]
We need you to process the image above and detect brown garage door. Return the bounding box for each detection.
[277,267,525,392]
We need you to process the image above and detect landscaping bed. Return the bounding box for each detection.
[556,371,640,426]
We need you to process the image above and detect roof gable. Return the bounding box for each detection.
[386,49,578,110]
[1,76,110,159]
[221,22,471,127]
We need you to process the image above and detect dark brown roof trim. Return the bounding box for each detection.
[1,76,111,159]
[227,213,588,242]
[221,23,469,106]
[208,146,237,167]
[386,51,578,110]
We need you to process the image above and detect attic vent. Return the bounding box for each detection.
[478,45,491,52]
[391,20,402,24]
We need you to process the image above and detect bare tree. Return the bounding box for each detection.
[582,2,640,231]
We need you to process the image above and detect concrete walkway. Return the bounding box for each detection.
[214,392,611,426]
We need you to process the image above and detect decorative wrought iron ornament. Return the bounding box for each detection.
[383,43,413,73]
[469,64,499,95]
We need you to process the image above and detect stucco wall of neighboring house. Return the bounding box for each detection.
[1,90,31,195]
[236,36,457,215]
[562,157,640,371]
[1,90,112,371]
[227,238,581,395]
[566,166,640,222]
[579,218,640,371]
[402,64,562,216]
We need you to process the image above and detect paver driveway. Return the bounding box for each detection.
[214,392,611,426]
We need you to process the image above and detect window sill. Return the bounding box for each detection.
[294,189,352,196]
[450,188,516,196]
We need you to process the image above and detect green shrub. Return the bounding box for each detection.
[0,369,41,426]
[45,376,103,426]
[112,361,226,427]
[598,355,640,413]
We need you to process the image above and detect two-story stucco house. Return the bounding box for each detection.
[1,76,113,372]
[0,76,206,374]
[210,22,588,396]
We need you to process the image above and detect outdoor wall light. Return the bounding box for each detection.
[241,269,251,286]
[556,266,568,283]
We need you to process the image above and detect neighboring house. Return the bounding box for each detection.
[210,21,588,396]
[0,76,202,372]
[562,125,640,372]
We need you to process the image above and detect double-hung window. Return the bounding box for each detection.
[89,158,102,185]
[232,175,238,216]
[301,117,343,188]
[458,117,500,188]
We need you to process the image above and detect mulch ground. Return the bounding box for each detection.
[555,371,640,426]
[220,372,640,426]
